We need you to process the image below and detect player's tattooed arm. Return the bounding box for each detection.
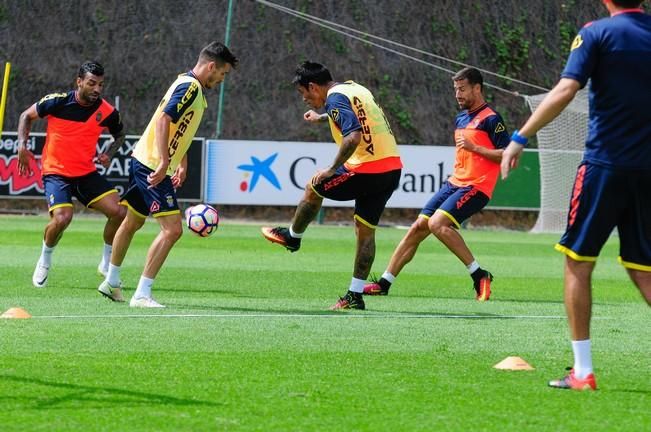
[105,130,126,158]
[17,103,39,177]
[311,130,361,185]
[330,130,361,170]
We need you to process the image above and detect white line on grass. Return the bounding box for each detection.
[28,313,580,320]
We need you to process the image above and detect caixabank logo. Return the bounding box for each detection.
[236,153,282,192]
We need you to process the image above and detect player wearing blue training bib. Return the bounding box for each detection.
[501,0,651,392]
[98,42,238,308]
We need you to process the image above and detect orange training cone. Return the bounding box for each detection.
[1,307,32,319]
[493,356,534,371]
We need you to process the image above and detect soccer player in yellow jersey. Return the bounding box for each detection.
[98,42,238,307]
[262,61,403,310]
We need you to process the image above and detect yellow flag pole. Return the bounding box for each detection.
[0,62,11,137]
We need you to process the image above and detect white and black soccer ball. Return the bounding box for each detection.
[185,204,219,237]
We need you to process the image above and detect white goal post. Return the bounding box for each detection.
[524,89,589,233]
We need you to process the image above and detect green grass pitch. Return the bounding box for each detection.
[0,215,649,431]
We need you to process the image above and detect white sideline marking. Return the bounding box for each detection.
[29,313,575,320]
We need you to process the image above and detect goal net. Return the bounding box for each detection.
[524,88,589,233]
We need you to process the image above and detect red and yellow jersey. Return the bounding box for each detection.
[448,104,509,198]
[36,91,123,177]
[325,81,402,173]
[132,72,206,175]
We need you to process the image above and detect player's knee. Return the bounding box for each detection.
[428,216,453,237]
[164,223,183,242]
[627,269,651,304]
[53,211,73,229]
[107,204,127,221]
[408,218,430,238]
[303,185,322,202]
[124,213,145,232]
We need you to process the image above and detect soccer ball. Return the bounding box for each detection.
[185,204,219,237]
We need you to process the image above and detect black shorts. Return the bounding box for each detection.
[121,159,180,218]
[311,166,401,228]
[43,171,117,212]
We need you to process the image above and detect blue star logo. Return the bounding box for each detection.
[237,153,282,192]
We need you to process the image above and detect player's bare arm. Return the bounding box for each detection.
[501,78,580,179]
[171,154,188,188]
[95,130,126,168]
[147,113,172,188]
[468,143,504,163]
[312,130,361,185]
[455,132,503,162]
[16,103,39,177]
[104,130,126,159]
[303,110,328,123]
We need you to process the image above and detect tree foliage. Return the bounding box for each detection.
[0,0,619,145]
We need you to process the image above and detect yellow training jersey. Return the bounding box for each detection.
[326,81,402,173]
[132,72,207,175]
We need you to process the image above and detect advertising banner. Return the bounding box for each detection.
[204,140,456,209]
[0,132,204,201]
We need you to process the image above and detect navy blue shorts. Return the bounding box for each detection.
[121,159,180,218]
[311,166,401,228]
[43,171,117,212]
[557,162,651,271]
[420,181,489,228]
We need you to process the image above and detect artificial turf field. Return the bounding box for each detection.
[0,215,649,431]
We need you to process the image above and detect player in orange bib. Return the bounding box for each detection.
[17,61,126,288]
[364,67,509,301]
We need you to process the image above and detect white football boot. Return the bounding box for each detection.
[129,296,165,308]
[98,280,125,302]
[32,261,49,288]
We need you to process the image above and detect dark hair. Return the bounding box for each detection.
[612,0,644,7]
[199,41,239,68]
[292,61,333,88]
[78,61,104,79]
[452,67,483,89]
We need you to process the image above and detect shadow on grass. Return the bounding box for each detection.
[609,388,651,395]
[165,303,507,318]
[0,374,221,409]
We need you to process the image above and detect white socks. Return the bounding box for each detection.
[349,277,365,293]
[381,271,396,283]
[289,225,303,238]
[572,339,593,378]
[466,260,480,274]
[40,241,55,267]
[99,243,112,272]
[133,276,154,299]
[107,264,121,287]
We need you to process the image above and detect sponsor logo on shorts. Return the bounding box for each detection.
[150,201,160,213]
[49,194,55,204]
[324,172,354,191]
[166,195,174,207]
[456,188,478,209]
